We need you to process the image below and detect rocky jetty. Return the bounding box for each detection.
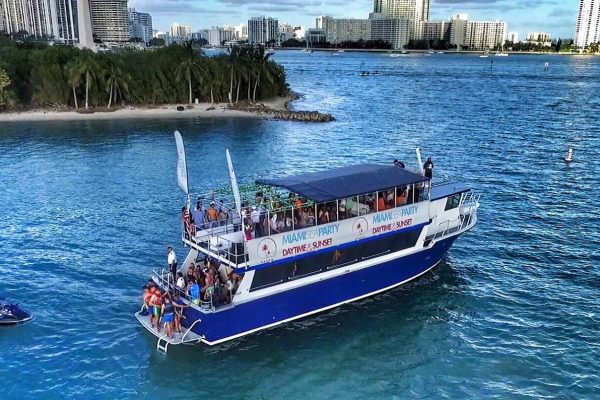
[228,101,335,123]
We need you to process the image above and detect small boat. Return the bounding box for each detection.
[564,147,574,163]
[359,71,370,76]
[436,51,445,54]
[0,298,32,325]
[495,52,509,57]
[390,53,401,58]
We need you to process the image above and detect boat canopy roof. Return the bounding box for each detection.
[256,164,428,203]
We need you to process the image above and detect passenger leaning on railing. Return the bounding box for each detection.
[192,201,206,230]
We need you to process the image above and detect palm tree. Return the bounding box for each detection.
[66,62,81,109]
[175,41,205,105]
[0,67,12,110]
[227,46,248,105]
[251,45,275,103]
[74,52,101,109]
[104,58,130,108]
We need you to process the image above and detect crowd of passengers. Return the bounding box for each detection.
[181,184,419,241]
[141,247,243,339]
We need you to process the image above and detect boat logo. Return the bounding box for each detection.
[257,238,277,259]
[352,218,369,237]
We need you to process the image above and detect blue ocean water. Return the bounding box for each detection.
[0,52,599,399]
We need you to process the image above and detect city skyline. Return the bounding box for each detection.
[129,0,580,39]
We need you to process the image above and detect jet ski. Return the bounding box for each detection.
[0,298,32,325]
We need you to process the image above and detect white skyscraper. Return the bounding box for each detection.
[575,0,600,48]
[374,0,430,39]
[0,0,59,38]
[507,31,519,43]
[129,8,153,44]
[76,0,93,48]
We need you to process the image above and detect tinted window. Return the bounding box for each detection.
[445,194,461,210]
[250,262,295,291]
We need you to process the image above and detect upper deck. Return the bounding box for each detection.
[183,164,439,270]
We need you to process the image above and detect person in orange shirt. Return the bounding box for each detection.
[377,194,386,212]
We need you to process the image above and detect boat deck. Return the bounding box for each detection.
[135,311,205,352]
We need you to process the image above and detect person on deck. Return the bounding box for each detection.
[149,287,162,331]
[188,278,201,306]
[160,294,175,339]
[176,272,186,292]
[142,286,152,316]
[423,157,434,179]
[192,202,205,230]
[167,246,177,283]
[172,292,187,334]
[250,206,261,237]
[206,202,219,228]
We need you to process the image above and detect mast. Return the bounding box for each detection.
[226,148,242,218]
[174,130,191,208]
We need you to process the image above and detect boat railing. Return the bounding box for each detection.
[432,192,480,240]
[184,222,248,267]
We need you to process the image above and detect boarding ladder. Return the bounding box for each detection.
[156,318,203,353]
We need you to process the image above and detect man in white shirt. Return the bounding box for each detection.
[167,246,177,283]
[250,206,261,237]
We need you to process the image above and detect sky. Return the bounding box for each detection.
[128,0,581,39]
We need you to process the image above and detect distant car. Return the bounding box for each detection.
[177,106,185,112]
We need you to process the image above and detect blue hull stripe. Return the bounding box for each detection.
[182,236,458,344]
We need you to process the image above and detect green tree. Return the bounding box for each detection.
[0,67,13,110]
[175,41,205,105]
[104,57,130,108]
[66,62,82,108]
[74,52,102,109]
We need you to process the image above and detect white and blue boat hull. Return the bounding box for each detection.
[181,235,458,345]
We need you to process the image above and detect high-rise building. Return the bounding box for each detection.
[422,14,468,48]
[465,20,506,50]
[527,32,551,46]
[248,16,278,45]
[0,0,58,38]
[234,23,248,40]
[129,8,152,44]
[88,0,128,42]
[207,26,234,46]
[575,0,600,48]
[368,12,410,49]
[170,22,192,39]
[507,31,519,43]
[55,0,79,44]
[279,22,295,42]
[374,0,430,39]
[323,17,369,43]
[76,0,93,48]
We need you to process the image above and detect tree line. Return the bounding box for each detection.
[0,37,288,112]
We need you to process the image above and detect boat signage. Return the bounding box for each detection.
[247,204,428,265]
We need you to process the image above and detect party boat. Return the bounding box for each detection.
[135,132,481,351]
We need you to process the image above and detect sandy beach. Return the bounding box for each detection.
[0,96,292,123]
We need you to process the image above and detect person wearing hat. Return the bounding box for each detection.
[423,157,434,179]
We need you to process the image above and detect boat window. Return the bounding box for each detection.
[291,255,326,279]
[445,194,461,210]
[362,237,392,259]
[316,203,334,225]
[358,192,377,215]
[389,228,422,252]
[250,262,295,291]
[343,196,359,219]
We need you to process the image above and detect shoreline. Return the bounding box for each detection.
[0,96,294,123]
